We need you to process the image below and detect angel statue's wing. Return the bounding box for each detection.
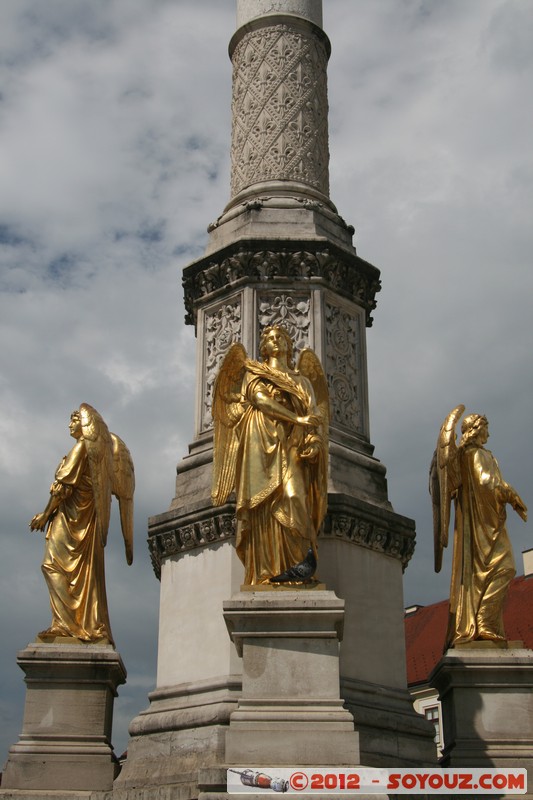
[429,403,465,573]
[297,348,330,533]
[297,349,330,437]
[211,342,247,507]
[80,403,114,547]
[110,433,135,565]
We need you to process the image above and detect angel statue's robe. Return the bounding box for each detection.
[232,361,327,585]
[447,443,516,647]
[41,440,113,643]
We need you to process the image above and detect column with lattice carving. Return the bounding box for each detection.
[207,0,354,255]
[229,14,330,201]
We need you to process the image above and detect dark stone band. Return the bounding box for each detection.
[182,241,381,329]
[147,496,415,580]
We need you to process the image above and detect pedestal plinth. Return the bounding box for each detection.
[430,645,533,797]
[223,588,360,765]
[1,642,126,792]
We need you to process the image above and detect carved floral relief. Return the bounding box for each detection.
[202,300,242,431]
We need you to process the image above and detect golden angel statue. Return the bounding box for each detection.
[430,405,527,648]
[211,326,329,585]
[30,403,134,644]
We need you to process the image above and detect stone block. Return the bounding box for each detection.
[223,589,360,766]
[114,678,241,792]
[430,645,533,797]
[1,642,126,792]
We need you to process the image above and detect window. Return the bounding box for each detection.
[424,705,440,745]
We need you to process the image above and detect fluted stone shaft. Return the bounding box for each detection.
[228,0,331,207]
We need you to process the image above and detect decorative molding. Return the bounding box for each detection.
[183,246,381,328]
[230,22,329,197]
[258,292,310,351]
[207,194,354,235]
[147,503,414,580]
[202,300,242,431]
[325,302,363,435]
[148,511,236,581]
[322,509,415,571]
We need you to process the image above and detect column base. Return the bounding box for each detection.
[113,676,241,793]
[342,677,438,767]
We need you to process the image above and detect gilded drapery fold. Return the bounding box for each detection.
[31,403,134,644]
[234,365,326,584]
[447,445,516,647]
[212,333,329,586]
[42,442,113,643]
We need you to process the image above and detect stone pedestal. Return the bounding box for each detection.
[223,588,360,765]
[1,642,126,793]
[430,645,533,797]
[195,589,364,800]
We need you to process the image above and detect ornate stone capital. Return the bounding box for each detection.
[183,242,381,328]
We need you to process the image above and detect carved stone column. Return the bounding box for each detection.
[229,13,330,203]
[205,0,354,257]
[118,3,435,797]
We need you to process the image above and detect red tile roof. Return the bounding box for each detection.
[405,575,533,686]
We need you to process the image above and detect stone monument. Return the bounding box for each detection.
[1,643,126,793]
[429,408,533,797]
[1,403,133,793]
[115,1,435,797]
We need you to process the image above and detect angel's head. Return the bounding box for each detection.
[259,325,294,367]
[77,403,112,445]
[460,413,489,446]
[69,410,82,440]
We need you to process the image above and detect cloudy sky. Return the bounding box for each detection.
[1,0,532,763]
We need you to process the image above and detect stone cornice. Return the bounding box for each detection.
[323,493,416,571]
[182,240,381,328]
[148,505,236,580]
[147,494,415,580]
